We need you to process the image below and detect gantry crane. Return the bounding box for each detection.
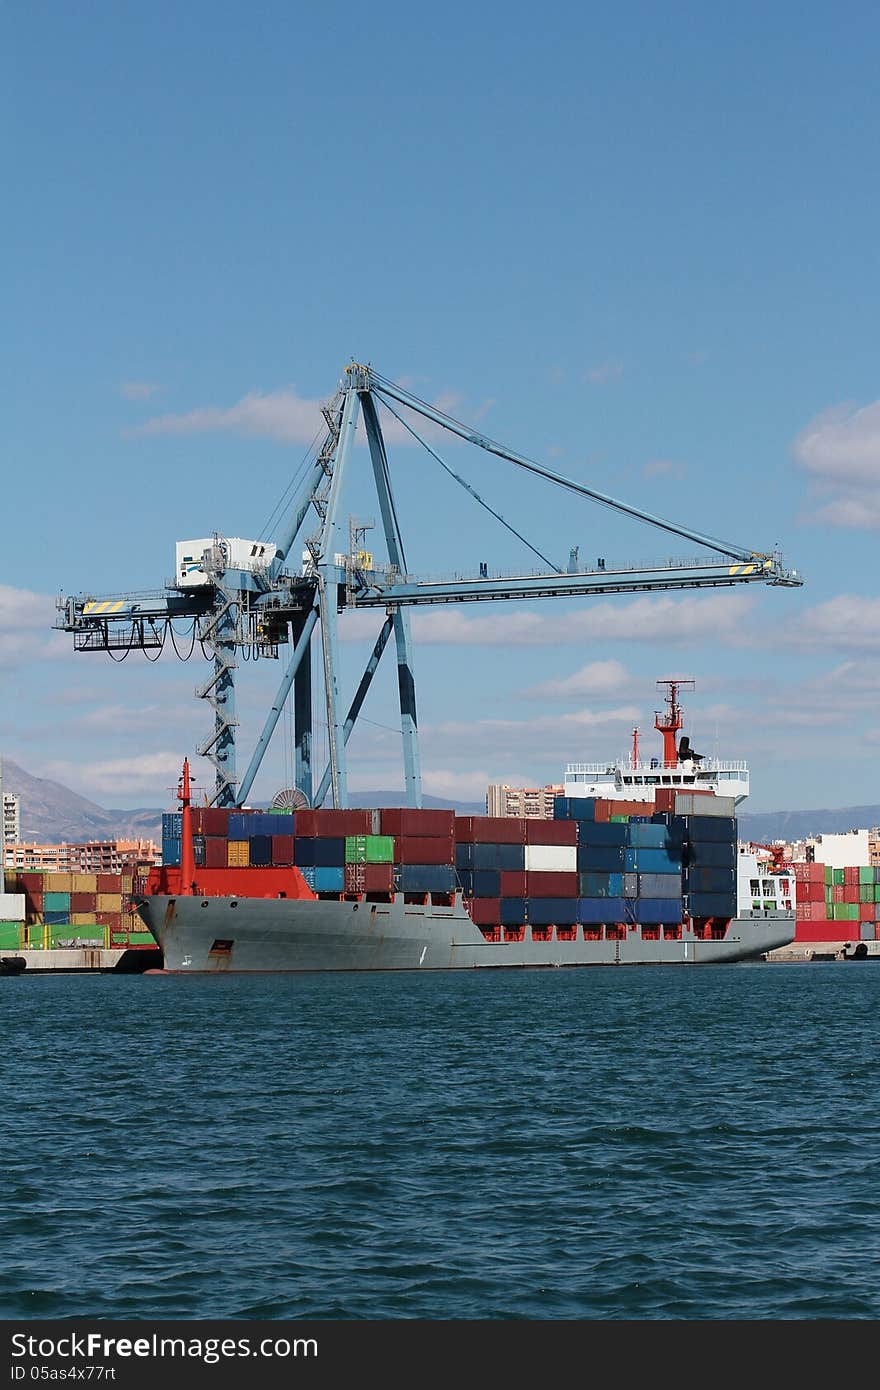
[55,362,803,809]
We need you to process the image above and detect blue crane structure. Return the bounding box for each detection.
[55,362,803,809]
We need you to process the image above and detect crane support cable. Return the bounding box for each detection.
[375,394,562,573]
[369,373,760,565]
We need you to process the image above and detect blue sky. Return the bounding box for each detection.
[3,1,880,815]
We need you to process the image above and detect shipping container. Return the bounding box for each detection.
[626,823,669,849]
[524,819,578,846]
[205,837,228,868]
[162,838,182,866]
[43,891,70,912]
[468,897,500,926]
[202,808,231,836]
[454,815,525,844]
[398,864,456,893]
[380,808,455,839]
[553,796,596,821]
[249,835,272,866]
[96,893,122,913]
[638,872,683,898]
[524,843,577,872]
[624,847,681,874]
[499,870,528,897]
[577,897,626,923]
[527,897,579,925]
[500,897,527,924]
[271,835,294,866]
[313,866,344,893]
[526,871,579,898]
[635,897,683,924]
[472,870,501,897]
[396,836,455,865]
[576,821,629,846]
[577,844,626,873]
[296,808,373,837]
[227,840,250,867]
[70,893,96,912]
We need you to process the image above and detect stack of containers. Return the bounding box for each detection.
[162,811,183,866]
[381,807,456,895]
[294,807,372,892]
[791,861,880,942]
[3,868,152,948]
[455,814,527,939]
[343,833,395,894]
[0,880,26,948]
[678,801,738,921]
[191,807,233,868]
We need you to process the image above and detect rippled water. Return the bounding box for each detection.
[2,963,879,1319]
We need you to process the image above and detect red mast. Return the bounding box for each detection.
[177,758,195,895]
[654,678,695,768]
[631,727,640,766]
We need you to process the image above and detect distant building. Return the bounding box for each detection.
[7,839,160,874]
[486,783,564,819]
[2,792,20,858]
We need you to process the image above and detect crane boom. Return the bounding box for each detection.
[55,361,804,809]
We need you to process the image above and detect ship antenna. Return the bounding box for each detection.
[631,726,640,766]
[177,757,195,895]
[654,677,695,767]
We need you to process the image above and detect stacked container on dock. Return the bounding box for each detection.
[790,860,880,943]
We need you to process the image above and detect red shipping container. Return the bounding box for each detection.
[525,871,579,897]
[524,820,578,845]
[295,808,373,836]
[454,815,526,844]
[71,892,96,912]
[796,904,808,919]
[844,887,859,903]
[380,807,456,838]
[202,808,231,835]
[809,883,825,902]
[97,873,120,893]
[96,911,123,929]
[500,870,528,897]
[395,836,455,864]
[810,862,826,881]
[794,920,860,942]
[832,885,845,903]
[364,863,394,892]
[860,902,875,921]
[468,897,501,926]
[592,800,611,822]
[792,863,811,881]
[271,835,294,866]
[204,837,229,868]
[19,873,45,893]
[609,799,653,817]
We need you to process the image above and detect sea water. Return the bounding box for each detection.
[2,964,879,1320]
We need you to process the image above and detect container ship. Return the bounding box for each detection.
[135,686,794,971]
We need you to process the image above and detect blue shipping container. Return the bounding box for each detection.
[527,897,579,925]
[313,866,345,892]
[455,843,474,872]
[456,869,475,896]
[686,840,737,868]
[577,896,626,923]
[162,812,183,837]
[162,838,181,866]
[299,866,317,889]
[685,867,736,893]
[577,845,626,873]
[554,796,596,821]
[686,815,737,843]
[249,834,272,866]
[400,865,456,893]
[688,892,737,917]
[473,869,501,897]
[576,822,629,846]
[313,837,346,867]
[294,838,315,867]
[635,897,683,924]
[627,823,669,849]
[624,847,681,874]
[578,871,625,898]
[500,897,527,924]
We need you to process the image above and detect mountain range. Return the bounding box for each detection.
[2,757,879,846]
[0,759,483,843]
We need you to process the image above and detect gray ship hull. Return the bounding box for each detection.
[136,892,795,971]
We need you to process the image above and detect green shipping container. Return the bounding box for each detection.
[345,835,368,864]
[824,865,833,885]
[859,866,874,884]
[26,924,46,947]
[365,835,395,864]
[268,807,293,816]
[860,885,873,903]
[874,886,880,903]
[0,923,23,948]
[832,869,845,886]
[44,891,71,912]
[609,815,629,823]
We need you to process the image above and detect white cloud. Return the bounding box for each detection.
[521,659,631,700]
[120,381,160,400]
[404,593,756,647]
[585,360,624,385]
[130,385,472,449]
[0,587,70,669]
[41,752,187,798]
[421,768,493,801]
[778,596,880,651]
[793,400,880,530]
[643,459,686,480]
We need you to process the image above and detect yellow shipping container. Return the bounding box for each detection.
[96,893,123,912]
[44,872,74,893]
[227,840,249,866]
[71,874,98,893]
[70,912,98,926]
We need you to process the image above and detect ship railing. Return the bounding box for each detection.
[564,759,750,775]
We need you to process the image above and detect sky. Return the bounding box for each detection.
[2,0,880,816]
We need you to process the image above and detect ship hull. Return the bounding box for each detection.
[135,893,794,972]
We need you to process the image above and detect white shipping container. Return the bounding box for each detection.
[525,844,577,872]
[0,892,25,922]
